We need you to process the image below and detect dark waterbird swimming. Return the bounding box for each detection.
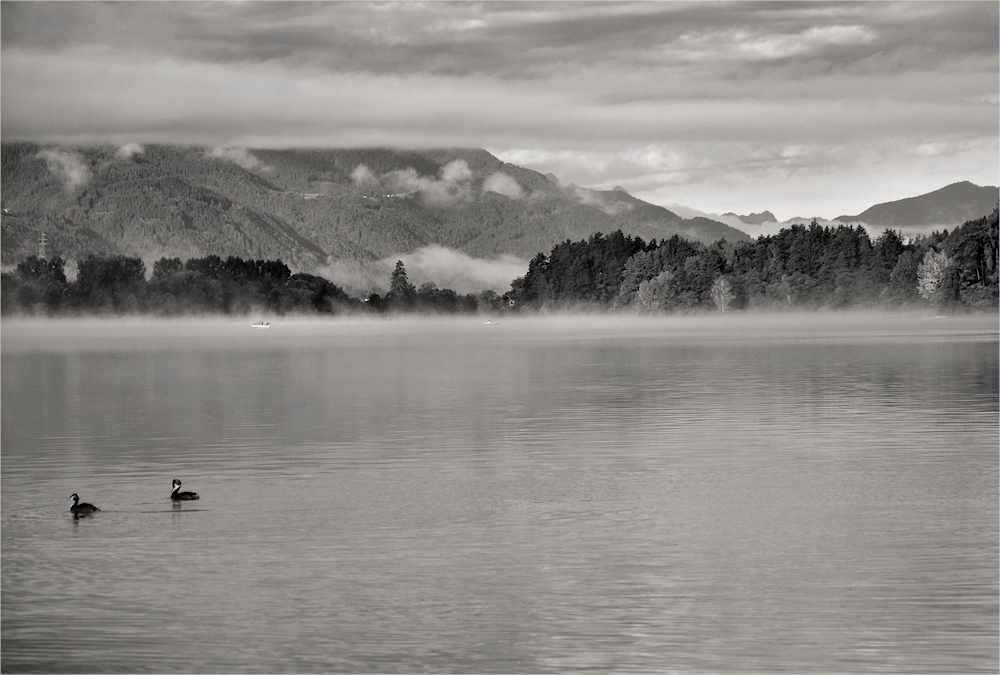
[69,493,100,515]
[171,479,200,501]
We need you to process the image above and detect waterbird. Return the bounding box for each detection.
[69,493,100,515]
[171,479,200,501]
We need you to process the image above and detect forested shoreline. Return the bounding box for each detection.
[2,209,997,317]
[510,209,998,313]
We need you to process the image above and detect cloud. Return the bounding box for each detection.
[350,164,380,189]
[440,159,472,184]
[316,245,527,296]
[348,159,478,205]
[115,142,144,159]
[36,147,90,191]
[313,258,392,298]
[482,172,524,199]
[355,161,526,205]
[380,160,475,207]
[4,41,992,152]
[729,24,878,61]
[392,245,527,295]
[207,146,271,173]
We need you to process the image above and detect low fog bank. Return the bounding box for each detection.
[6,310,994,356]
[470,309,998,338]
[316,245,528,296]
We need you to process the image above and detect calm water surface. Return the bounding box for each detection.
[2,313,997,673]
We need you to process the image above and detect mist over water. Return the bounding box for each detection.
[2,312,997,673]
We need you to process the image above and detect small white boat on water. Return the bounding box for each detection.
[251,321,270,328]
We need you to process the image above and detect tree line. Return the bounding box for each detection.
[0,253,503,317]
[2,208,996,317]
[508,208,998,312]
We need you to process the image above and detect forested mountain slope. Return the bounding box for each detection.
[0,143,749,271]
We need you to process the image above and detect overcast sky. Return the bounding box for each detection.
[2,1,997,220]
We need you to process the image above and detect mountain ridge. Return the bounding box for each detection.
[834,181,998,229]
[0,143,750,277]
[723,210,777,226]
[688,182,997,238]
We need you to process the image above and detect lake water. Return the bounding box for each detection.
[2,312,997,673]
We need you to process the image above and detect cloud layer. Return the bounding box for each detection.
[2,1,996,219]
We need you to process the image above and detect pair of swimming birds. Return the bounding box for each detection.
[69,479,199,514]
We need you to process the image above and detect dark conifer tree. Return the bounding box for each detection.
[388,260,415,308]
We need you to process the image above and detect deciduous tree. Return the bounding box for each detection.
[636,270,673,312]
[917,249,952,302]
[710,276,734,312]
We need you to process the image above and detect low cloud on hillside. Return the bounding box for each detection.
[350,159,476,206]
[482,172,524,199]
[115,142,144,159]
[318,245,527,296]
[393,245,527,294]
[351,160,526,205]
[207,146,274,174]
[384,163,472,206]
[37,147,90,191]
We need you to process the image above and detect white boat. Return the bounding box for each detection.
[251,321,270,328]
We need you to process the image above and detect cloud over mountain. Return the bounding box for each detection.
[386,160,472,206]
[115,142,144,160]
[351,159,480,207]
[208,146,273,173]
[482,172,524,199]
[37,147,90,191]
